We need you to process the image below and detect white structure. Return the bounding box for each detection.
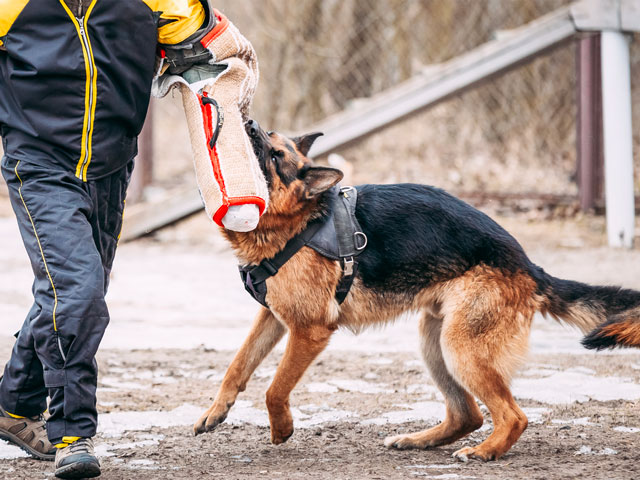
[601,31,635,248]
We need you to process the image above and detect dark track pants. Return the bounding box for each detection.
[0,155,131,443]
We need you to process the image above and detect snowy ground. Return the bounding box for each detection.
[1,211,639,479]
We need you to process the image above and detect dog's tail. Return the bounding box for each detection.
[536,270,640,350]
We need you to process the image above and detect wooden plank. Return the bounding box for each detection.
[307,6,578,157]
[120,187,203,242]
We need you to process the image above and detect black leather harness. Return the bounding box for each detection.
[239,186,367,308]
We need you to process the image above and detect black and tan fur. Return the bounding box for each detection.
[193,120,640,461]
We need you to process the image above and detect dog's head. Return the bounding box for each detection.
[246,119,343,217]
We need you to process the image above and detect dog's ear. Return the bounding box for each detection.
[292,132,323,157]
[301,167,343,198]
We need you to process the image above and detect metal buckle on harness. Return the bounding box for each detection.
[343,256,354,276]
[340,185,355,198]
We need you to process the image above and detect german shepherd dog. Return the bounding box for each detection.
[193,120,640,461]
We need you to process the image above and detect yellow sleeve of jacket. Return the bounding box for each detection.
[143,0,205,45]
[0,0,29,47]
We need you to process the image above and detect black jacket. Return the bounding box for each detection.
[0,0,204,180]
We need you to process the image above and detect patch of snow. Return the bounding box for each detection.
[368,357,393,365]
[406,384,441,397]
[291,406,357,427]
[223,400,269,427]
[254,368,276,379]
[222,400,358,428]
[565,366,596,375]
[575,445,618,455]
[364,372,379,380]
[0,439,29,460]
[513,370,640,404]
[552,417,596,426]
[575,445,593,455]
[329,379,392,394]
[305,379,392,394]
[404,464,461,470]
[306,382,339,394]
[128,458,160,469]
[362,401,446,425]
[522,407,551,424]
[520,368,561,377]
[613,426,640,433]
[408,474,475,479]
[121,369,177,384]
[405,360,424,368]
[99,376,145,390]
[190,369,223,381]
[130,459,156,465]
[98,404,204,438]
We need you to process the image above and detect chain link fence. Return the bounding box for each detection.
[156,0,638,197]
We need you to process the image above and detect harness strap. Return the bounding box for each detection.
[335,186,367,257]
[239,186,368,308]
[332,186,366,304]
[239,219,326,306]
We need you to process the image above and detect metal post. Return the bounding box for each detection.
[600,31,635,248]
[576,34,604,212]
[128,101,154,203]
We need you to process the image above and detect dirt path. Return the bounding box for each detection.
[1,348,639,479]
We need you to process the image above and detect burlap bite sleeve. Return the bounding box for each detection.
[153,10,268,227]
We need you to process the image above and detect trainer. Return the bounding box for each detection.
[0,1,256,478]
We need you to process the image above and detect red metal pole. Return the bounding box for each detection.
[576,34,604,212]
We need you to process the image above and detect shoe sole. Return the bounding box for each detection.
[55,460,101,479]
[0,431,55,461]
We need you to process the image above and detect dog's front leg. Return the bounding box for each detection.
[265,324,335,444]
[194,307,286,435]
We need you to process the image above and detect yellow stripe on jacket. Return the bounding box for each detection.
[143,0,205,45]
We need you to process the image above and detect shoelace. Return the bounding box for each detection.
[66,439,92,454]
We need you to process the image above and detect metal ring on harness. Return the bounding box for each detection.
[354,231,367,250]
[201,96,225,148]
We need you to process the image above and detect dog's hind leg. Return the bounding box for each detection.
[194,307,286,435]
[384,311,484,450]
[442,268,535,461]
[265,324,335,444]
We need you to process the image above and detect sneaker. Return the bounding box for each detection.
[54,437,101,479]
[0,405,56,460]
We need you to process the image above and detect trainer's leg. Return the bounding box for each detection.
[86,160,132,293]
[0,303,48,417]
[385,311,483,450]
[0,157,110,444]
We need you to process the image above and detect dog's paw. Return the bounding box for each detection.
[384,434,426,450]
[270,426,294,445]
[193,405,230,436]
[269,412,294,445]
[452,446,495,462]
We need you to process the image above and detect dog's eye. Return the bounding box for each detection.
[270,150,283,163]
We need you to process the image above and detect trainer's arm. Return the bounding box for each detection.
[144,0,206,45]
